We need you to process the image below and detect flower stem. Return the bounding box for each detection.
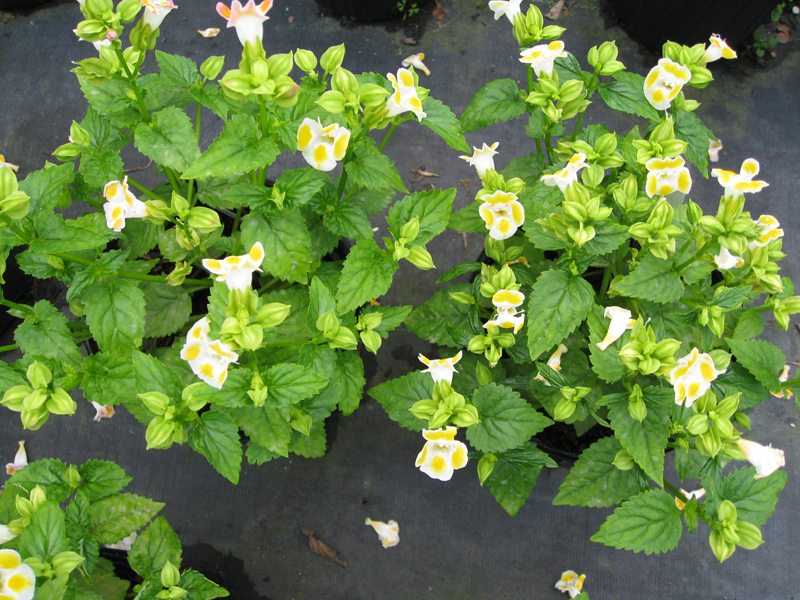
[54,251,211,287]
[164,167,183,195]
[114,48,150,124]
[662,479,686,502]
[675,244,707,272]
[571,111,585,141]
[378,122,399,152]
[195,101,202,143]
[598,267,612,303]
[0,344,19,353]
[526,64,534,95]
[126,177,164,201]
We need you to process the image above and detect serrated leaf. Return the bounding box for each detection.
[30,212,109,254]
[82,353,137,407]
[323,199,373,240]
[155,51,200,87]
[76,559,129,600]
[405,283,472,347]
[274,167,329,210]
[711,361,769,411]
[88,494,164,545]
[704,467,787,526]
[467,383,553,453]
[419,96,470,152]
[231,405,291,457]
[194,368,252,408]
[554,52,587,82]
[502,152,546,185]
[336,238,398,313]
[245,442,279,465]
[345,138,406,193]
[447,203,485,233]
[290,421,327,458]
[485,442,556,516]
[350,185,396,216]
[675,110,713,178]
[141,281,191,339]
[712,285,752,310]
[83,279,146,353]
[526,268,594,362]
[179,569,230,599]
[14,300,82,367]
[436,262,483,284]
[460,79,525,132]
[78,460,132,502]
[587,304,628,383]
[240,208,312,284]
[368,370,432,432]
[583,220,629,256]
[337,350,365,416]
[358,305,412,337]
[135,106,200,173]
[591,489,682,554]
[190,83,229,120]
[613,254,684,304]
[18,502,68,561]
[387,188,456,246]
[725,339,784,392]
[128,516,182,580]
[733,307,765,340]
[190,410,243,484]
[132,350,183,399]
[1,459,70,503]
[264,363,329,406]
[597,71,660,121]
[19,163,75,214]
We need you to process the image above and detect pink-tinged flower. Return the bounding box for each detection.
[478,190,525,240]
[555,570,586,599]
[669,348,725,407]
[141,0,177,31]
[714,246,744,270]
[401,53,430,76]
[180,318,239,389]
[202,242,265,291]
[704,34,737,63]
[675,488,705,510]
[736,439,785,479]
[103,177,149,232]
[460,142,499,176]
[596,307,636,351]
[519,40,568,78]
[418,351,462,384]
[216,0,273,47]
[541,153,588,192]
[643,58,691,110]
[296,118,351,172]
[5,441,27,475]
[708,138,722,162]
[533,344,568,385]
[415,427,468,481]
[385,68,426,122]
[364,518,399,548]
[645,156,692,197]
[0,549,36,600]
[770,365,794,400]
[711,158,768,198]
[488,0,522,23]
[748,215,784,249]
[91,402,115,421]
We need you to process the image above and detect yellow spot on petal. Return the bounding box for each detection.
[184,344,201,361]
[297,124,313,150]
[313,144,329,168]
[105,182,119,200]
[206,259,222,270]
[645,69,659,88]
[0,551,21,569]
[678,171,691,192]
[547,41,563,51]
[652,89,665,103]
[688,381,700,397]
[430,455,447,473]
[700,362,716,381]
[672,366,689,380]
[400,70,414,87]
[249,243,263,261]
[334,134,349,160]
[742,159,759,176]
[225,255,242,265]
[677,382,687,403]
[452,445,467,469]
[497,218,511,235]
[480,206,495,228]
[415,445,428,466]
[409,96,422,111]
[658,184,674,196]
[8,573,31,593]
[218,370,227,385]
[200,363,214,378]
[511,202,524,225]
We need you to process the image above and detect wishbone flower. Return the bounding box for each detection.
[385,68,426,122]
[0,524,17,545]
[5,441,27,475]
[103,177,149,232]
[488,0,522,23]
[0,154,19,172]
[595,307,635,351]
[704,34,737,63]
[296,118,351,172]
[669,348,725,408]
[216,0,273,47]
[770,365,794,399]
[643,58,691,111]
[415,426,468,482]
[180,318,239,389]
[736,439,785,479]
[478,190,525,240]
[492,289,525,310]
[91,401,115,421]
[748,215,784,249]
[364,518,400,548]
[460,142,499,176]
[644,156,692,197]
[401,53,430,76]
[714,246,744,270]
[533,344,568,385]
[202,242,265,292]
[519,40,568,78]
[555,570,586,599]
[484,308,525,333]
[141,0,178,31]
[674,488,705,510]
[708,138,722,162]
[711,158,768,198]
[540,153,588,192]
[418,351,462,384]
[0,549,36,600]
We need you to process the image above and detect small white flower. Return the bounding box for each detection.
[364,518,399,548]
[711,158,768,198]
[0,154,19,172]
[643,58,691,110]
[103,177,149,232]
[488,0,522,23]
[645,156,692,197]
[0,549,36,600]
[484,308,525,333]
[202,242,265,292]
[401,53,430,76]
[105,531,137,551]
[460,142,499,176]
[748,214,784,249]
[770,365,794,399]
[180,318,239,389]
[555,570,586,599]
[415,427,468,481]
[216,0,272,47]
[5,441,27,476]
[141,0,178,31]
[478,190,525,240]
[534,344,568,385]
[708,138,722,162]
[91,402,115,422]
[704,34,737,63]
[674,488,705,510]
[385,68,426,122]
[714,246,744,270]
[418,351,462,384]
[541,153,588,192]
[0,524,18,545]
[296,118,351,172]
[596,307,636,351]
[736,439,785,479]
[197,27,221,37]
[670,348,725,408]
[520,41,568,78]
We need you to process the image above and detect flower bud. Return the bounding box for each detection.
[358,82,389,107]
[15,496,34,518]
[406,245,436,270]
[294,48,317,73]
[698,430,722,457]
[686,413,709,435]
[174,226,201,251]
[256,302,291,328]
[29,486,47,509]
[715,393,740,420]
[698,215,726,236]
[688,65,713,88]
[477,453,498,486]
[23,389,49,412]
[331,66,358,95]
[219,69,254,100]
[328,326,358,350]
[587,45,600,68]
[267,51,294,78]
[21,407,50,430]
[320,43,345,73]
[451,404,480,428]
[495,333,516,348]
[315,90,346,114]
[734,411,751,430]
[289,411,313,438]
[2,385,33,411]
[47,389,77,416]
[27,362,52,389]
[709,529,736,562]
[360,329,382,355]
[475,362,493,386]
[53,143,81,162]
[711,416,734,439]
[139,391,170,416]
[165,261,191,287]
[146,416,175,450]
[180,382,206,412]
[468,335,489,353]
[612,448,635,471]
[187,207,221,233]
[161,560,181,589]
[735,520,763,550]
[399,216,420,242]
[64,464,82,488]
[628,395,647,423]
[599,60,625,76]
[75,18,107,40]
[236,324,263,350]
[553,395,577,421]
[358,312,382,332]
[409,400,438,421]
[485,344,503,367]
[558,79,584,103]
[427,406,451,430]
[52,551,85,577]
[540,24,565,38]
[316,309,340,337]
[562,201,588,222]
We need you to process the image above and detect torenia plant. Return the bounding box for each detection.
[372,2,794,562]
[0,457,228,599]
[0,0,467,482]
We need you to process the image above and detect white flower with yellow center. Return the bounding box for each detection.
[644,156,692,198]
[414,426,468,481]
[460,142,499,176]
[91,401,115,422]
[180,318,239,389]
[0,154,19,172]
[540,153,588,192]
[669,348,725,407]
[643,58,691,110]
[0,525,17,545]
[386,68,426,122]
[478,190,525,240]
[364,518,399,548]
[704,34,737,63]
[0,549,36,600]
[418,351,462,384]
[103,177,149,232]
[216,0,272,47]
[484,308,525,333]
[748,215,784,249]
[5,441,27,476]
[141,0,177,31]
[401,53,430,76]
[736,439,785,479]
[202,242,265,292]
[708,138,722,162]
[674,488,705,510]
[714,246,744,270]
[555,570,586,599]
[770,365,794,399]
[534,344,568,385]
[492,289,524,311]
[296,118,351,172]
[595,307,636,351]
[488,0,522,23]
[711,158,768,198]
[520,41,568,78]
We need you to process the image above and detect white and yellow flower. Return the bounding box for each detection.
[713,245,744,270]
[216,0,272,47]
[197,27,220,37]
[534,344,568,385]
[0,549,36,600]
[484,308,525,333]
[492,289,525,311]
[202,242,265,292]
[364,518,399,548]
[0,154,19,172]
[670,348,725,407]
[643,58,691,110]
[736,439,785,479]
[5,441,27,476]
[386,68,426,122]
[644,156,692,197]
[675,488,705,510]
[415,427,468,481]
[103,177,149,232]
[460,142,499,176]
[401,53,430,76]
[478,190,525,240]
[0,525,17,545]
[555,570,586,599]
[708,138,722,162]
[91,402,115,422]
[770,365,794,400]
[748,215,784,249]
[296,118,351,172]
[418,351,463,384]
[141,0,177,31]
[488,0,522,23]
[711,158,768,198]
[180,318,239,389]
[520,41,568,78]
[596,307,636,351]
[540,153,588,192]
[704,34,737,63]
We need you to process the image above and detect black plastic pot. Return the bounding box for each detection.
[603,0,777,53]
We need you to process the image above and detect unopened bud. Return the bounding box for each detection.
[477,453,498,486]
[360,329,382,355]
[138,391,170,416]
[686,413,709,435]
[47,388,77,416]
[451,404,480,428]
[733,411,751,430]
[161,560,181,589]
[315,90,346,114]
[294,48,317,73]
[117,0,142,21]
[409,399,438,421]
[358,82,389,107]
[709,529,736,563]
[257,302,291,328]
[1,385,31,411]
[319,43,345,72]
[53,143,81,162]
[52,551,85,577]
[27,362,52,389]
[735,520,763,550]
[200,55,224,80]
[553,395,577,421]
[64,465,82,488]
[186,207,221,233]
[612,448,635,471]
[15,496,34,518]
[475,362,493,386]
[316,309,340,337]
[146,417,175,450]
[406,245,435,270]
[328,326,358,350]
[29,486,47,509]
[399,216,420,242]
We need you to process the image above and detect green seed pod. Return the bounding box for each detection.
[200,55,225,80]
[475,362,493,386]
[15,496,34,519]
[319,43,345,73]
[469,335,489,353]
[161,560,181,589]
[406,245,436,270]
[553,395,577,421]
[52,551,85,577]
[449,292,475,305]
[21,407,50,431]
[47,389,77,416]
[360,330,382,355]
[735,520,763,550]
[29,486,47,509]
[612,448,635,471]
[64,465,82,489]
[117,0,142,21]
[733,411,752,430]
[451,404,480,428]
[709,529,736,563]
[23,389,49,412]
[27,362,52,389]
[409,400,438,421]
[685,413,709,436]
[2,385,33,411]
[267,51,294,78]
[139,391,170,416]
[146,417,175,450]
[328,326,358,351]
[717,500,738,523]
[294,48,317,73]
[477,453,498,486]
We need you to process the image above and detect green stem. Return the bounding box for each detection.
[0,214,30,243]
[233,206,243,235]
[248,350,260,376]
[164,168,182,195]
[54,252,211,286]
[675,244,707,272]
[258,100,270,137]
[336,170,349,199]
[781,376,800,387]
[571,111,585,141]
[195,101,202,143]
[535,137,542,155]
[0,298,29,313]
[187,179,196,208]
[598,267,613,303]
[662,479,686,502]
[378,122,399,152]
[0,344,19,353]
[526,64,534,95]
[544,131,552,165]
[114,48,150,123]
[125,177,164,201]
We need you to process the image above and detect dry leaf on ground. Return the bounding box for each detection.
[433,0,444,19]
[546,0,565,20]
[301,527,347,567]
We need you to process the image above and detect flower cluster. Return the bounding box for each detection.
[297,118,351,172]
[484,289,525,333]
[669,349,725,407]
[180,318,239,389]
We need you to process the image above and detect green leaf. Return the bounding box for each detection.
[337,350,365,416]
[583,220,629,256]
[19,163,75,214]
[240,208,312,284]
[554,436,644,507]
[82,353,137,407]
[79,78,140,128]
[19,501,68,561]
[460,79,525,132]
[76,559,129,600]
[182,114,279,180]
[419,96,470,152]
[306,277,337,331]
[190,410,243,484]
[132,350,183,399]
[733,307,765,340]
[80,150,125,189]
[613,254,684,304]
[88,493,164,545]
[447,203,485,233]
[0,362,27,395]
[350,186,396,216]
[323,198,373,240]
[675,110,714,178]
[194,368,252,408]
[368,370,432,432]
[597,71,660,121]
[598,387,672,485]
[155,51,200,87]
[290,421,327,458]
[725,339,785,392]
[231,405,291,457]
[711,361,769,411]
[83,279,146,353]
[128,516,182,580]
[502,152,546,185]
[405,283,472,347]
[484,442,557,516]
[467,383,553,453]
[704,467,787,526]
[587,304,627,383]
[274,168,329,209]
[436,262,483,284]
[387,188,457,246]
[264,363,329,406]
[712,285,752,311]
[179,569,230,599]
[30,212,109,254]
[591,489,682,554]
[134,107,200,174]
[14,300,82,367]
[31,575,71,600]
[190,83,229,120]
[78,460,132,502]
[141,281,191,339]
[336,238,398,313]
[2,459,70,502]
[345,138,406,193]
[554,52,588,82]
[526,268,595,362]
[245,442,279,465]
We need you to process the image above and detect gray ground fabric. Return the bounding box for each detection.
[1,1,799,599]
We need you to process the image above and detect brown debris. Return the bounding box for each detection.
[410,166,439,177]
[461,231,469,248]
[288,15,294,23]
[776,23,794,43]
[433,0,444,19]
[301,527,347,567]
[545,0,565,20]
[457,178,473,195]
[404,37,418,46]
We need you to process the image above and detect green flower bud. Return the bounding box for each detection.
[475,362,493,386]
[219,69,254,100]
[23,389,49,412]
[360,329,382,355]
[358,83,389,107]
[558,79,584,103]
[27,362,52,389]
[289,411,313,438]
[717,499,737,523]
[316,309,340,337]
[75,18,107,41]
[166,261,192,287]
[427,406,451,430]
[146,416,175,450]
[29,486,47,509]
[331,66,358,95]
[219,317,242,338]
[187,207,221,233]
[358,312,383,331]
[685,413,709,436]
[653,338,681,360]
[161,560,181,589]
[477,453,498,486]
[628,394,647,423]
[199,55,224,80]
[21,557,46,576]
[139,391,170,416]
[273,76,300,108]
[294,48,317,73]
[735,520,763,550]
[267,51,294,78]
[235,324,263,350]
[562,201,588,222]
[540,25,565,38]
[2,385,33,411]
[715,393,740,421]
[64,464,82,489]
[319,43,345,73]
[253,302,289,329]
[181,382,207,412]
[52,143,81,162]
[406,245,436,270]
[21,407,50,431]
[698,430,722,457]
[52,551,85,577]
[247,386,269,407]
[315,90,346,114]
[711,416,734,439]
[451,404,480,428]
[15,496,34,519]
[599,60,625,76]
[587,45,600,68]
[468,335,489,353]
[709,529,736,562]
[166,587,188,600]
[117,0,142,20]
[698,215,726,236]
[409,399,438,421]
[46,388,77,416]
[734,411,751,430]
[328,326,358,350]
[485,344,503,367]
[553,395,577,421]
[399,216,420,242]
[612,448,635,471]
[688,66,713,88]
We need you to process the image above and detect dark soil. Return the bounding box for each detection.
[533,421,612,462]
